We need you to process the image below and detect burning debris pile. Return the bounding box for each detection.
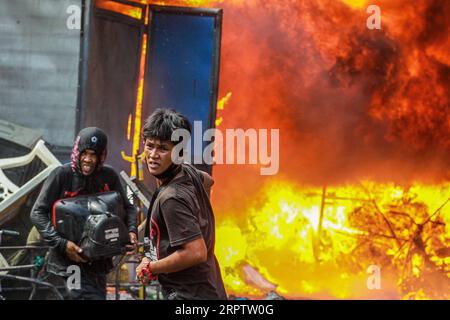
[349,184,450,299]
[207,0,450,299]
[215,181,450,299]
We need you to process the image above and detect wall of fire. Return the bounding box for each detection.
[1,0,449,300]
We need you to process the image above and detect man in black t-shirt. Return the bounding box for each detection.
[136,109,227,300]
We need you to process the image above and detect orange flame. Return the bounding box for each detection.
[130,33,148,178]
[96,0,143,19]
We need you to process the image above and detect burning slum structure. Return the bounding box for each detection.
[124,0,449,299]
[207,0,450,299]
[1,0,449,299]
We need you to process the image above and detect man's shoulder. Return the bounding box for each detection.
[158,175,196,205]
[99,164,119,175]
[97,165,121,182]
[50,163,72,177]
[38,164,72,191]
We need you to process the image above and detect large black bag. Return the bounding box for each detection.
[53,191,129,260]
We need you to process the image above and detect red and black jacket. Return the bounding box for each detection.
[31,127,137,274]
[30,164,137,268]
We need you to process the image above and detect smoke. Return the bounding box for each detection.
[133,0,450,298]
[134,0,449,211]
[200,0,450,212]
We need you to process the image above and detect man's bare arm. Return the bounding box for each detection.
[137,237,207,276]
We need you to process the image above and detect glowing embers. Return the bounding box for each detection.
[95,0,143,20]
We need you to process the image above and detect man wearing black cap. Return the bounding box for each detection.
[30,127,137,299]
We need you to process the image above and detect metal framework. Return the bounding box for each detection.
[0,140,61,223]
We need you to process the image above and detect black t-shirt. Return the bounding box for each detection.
[146,169,227,300]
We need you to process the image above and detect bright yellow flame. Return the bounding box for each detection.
[341,0,368,9]
[127,113,132,140]
[217,92,232,111]
[215,180,450,299]
[215,92,232,127]
[130,34,148,177]
[216,221,247,268]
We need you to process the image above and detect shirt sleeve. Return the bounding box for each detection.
[30,166,67,254]
[160,197,202,247]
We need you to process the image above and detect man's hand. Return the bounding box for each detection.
[126,232,138,255]
[136,257,150,282]
[142,237,207,275]
[65,241,87,263]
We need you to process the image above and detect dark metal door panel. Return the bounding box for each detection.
[82,2,145,174]
[143,5,223,174]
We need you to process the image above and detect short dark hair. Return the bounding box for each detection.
[142,108,192,143]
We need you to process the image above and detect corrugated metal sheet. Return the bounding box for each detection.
[0,0,81,146]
